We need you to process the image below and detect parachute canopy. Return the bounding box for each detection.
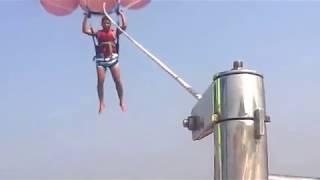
[40,0,151,16]
[79,0,117,14]
[40,0,79,16]
[120,0,151,10]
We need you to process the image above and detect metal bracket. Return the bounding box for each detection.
[254,108,266,139]
[183,116,201,131]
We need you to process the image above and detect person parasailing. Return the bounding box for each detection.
[82,6,128,114]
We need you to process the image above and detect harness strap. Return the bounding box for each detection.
[99,41,115,46]
[90,27,99,61]
[94,53,119,62]
[98,41,116,58]
[116,1,121,55]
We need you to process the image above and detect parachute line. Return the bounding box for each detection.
[126,0,141,9]
[103,2,202,100]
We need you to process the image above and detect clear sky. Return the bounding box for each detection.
[1,0,320,179]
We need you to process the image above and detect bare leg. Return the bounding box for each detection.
[110,64,127,112]
[97,66,106,114]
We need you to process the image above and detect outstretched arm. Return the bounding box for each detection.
[117,11,127,33]
[82,13,96,36]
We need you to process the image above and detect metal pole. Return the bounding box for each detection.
[213,61,269,180]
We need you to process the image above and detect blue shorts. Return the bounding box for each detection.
[95,54,119,70]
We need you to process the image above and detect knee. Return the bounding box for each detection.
[97,80,104,87]
[114,79,122,86]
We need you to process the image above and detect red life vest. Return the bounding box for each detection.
[97,29,117,57]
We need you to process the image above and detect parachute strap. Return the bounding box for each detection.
[95,53,119,62]
[89,27,97,42]
[89,27,99,61]
[114,0,121,55]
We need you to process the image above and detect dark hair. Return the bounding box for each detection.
[101,16,110,22]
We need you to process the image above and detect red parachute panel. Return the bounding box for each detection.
[79,0,117,13]
[120,0,151,10]
[40,0,79,16]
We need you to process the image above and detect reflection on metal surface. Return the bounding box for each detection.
[213,61,269,180]
[214,120,268,180]
[213,69,265,121]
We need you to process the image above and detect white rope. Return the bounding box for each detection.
[103,2,202,100]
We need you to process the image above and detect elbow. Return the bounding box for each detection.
[82,26,87,34]
[82,28,91,35]
[122,25,127,31]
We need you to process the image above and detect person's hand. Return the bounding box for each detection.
[116,9,123,15]
[83,12,91,18]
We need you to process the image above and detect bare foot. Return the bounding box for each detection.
[120,102,127,112]
[98,103,106,114]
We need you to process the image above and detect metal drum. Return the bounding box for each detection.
[213,61,269,180]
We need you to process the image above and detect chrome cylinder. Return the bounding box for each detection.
[213,61,269,180]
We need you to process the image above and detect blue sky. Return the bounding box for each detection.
[1,0,320,179]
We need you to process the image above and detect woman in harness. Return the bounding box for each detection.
[82,11,128,113]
